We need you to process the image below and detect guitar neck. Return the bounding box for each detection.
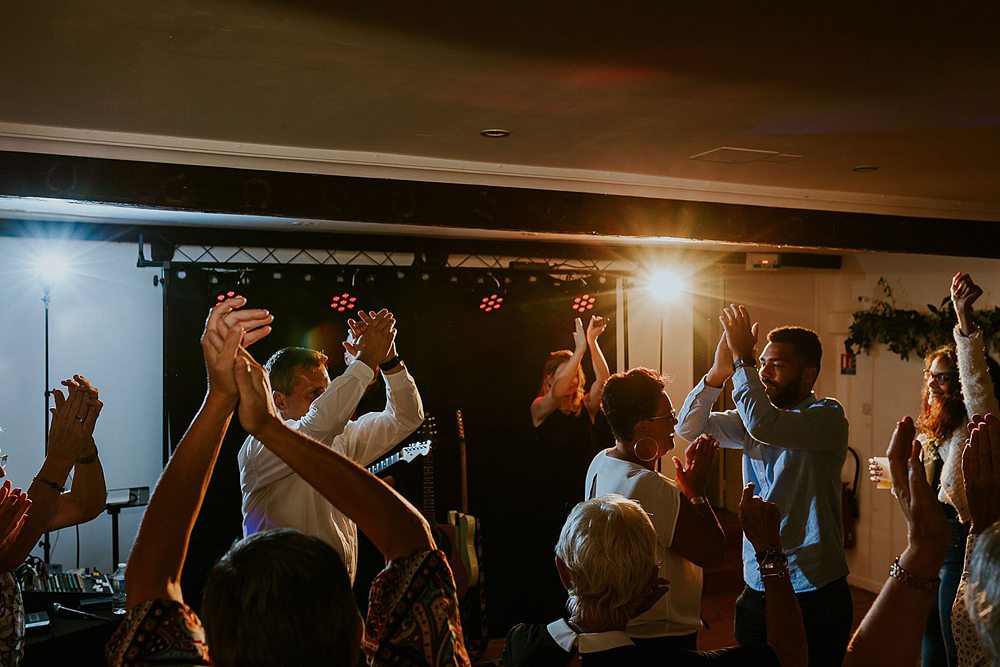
[422,449,436,522]
[367,453,399,475]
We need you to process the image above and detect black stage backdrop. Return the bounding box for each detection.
[164,265,617,635]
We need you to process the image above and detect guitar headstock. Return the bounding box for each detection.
[456,409,465,441]
[400,440,432,463]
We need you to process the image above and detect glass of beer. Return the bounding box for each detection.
[869,456,892,490]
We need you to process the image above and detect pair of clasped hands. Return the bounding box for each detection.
[200,297,396,429]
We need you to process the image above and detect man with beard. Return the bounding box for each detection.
[676,305,850,667]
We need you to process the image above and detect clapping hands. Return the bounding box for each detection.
[344,309,397,371]
[886,416,949,563]
[201,296,273,401]
[674,434,720,500]
[48,375,103,463]
[962,413,1000,534]
[720,304,759,363]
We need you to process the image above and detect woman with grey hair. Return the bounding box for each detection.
[502,490,807,666]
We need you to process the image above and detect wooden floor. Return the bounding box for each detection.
[475,509,878,664]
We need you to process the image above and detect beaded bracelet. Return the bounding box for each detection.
[33,476,65,493]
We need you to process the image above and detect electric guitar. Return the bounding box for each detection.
[366,440,432,476]
[447,410,481,586]
[419,416,469,599]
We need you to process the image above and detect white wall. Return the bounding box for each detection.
[0,236,162,573]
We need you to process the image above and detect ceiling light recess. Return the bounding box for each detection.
[480,128,510,138]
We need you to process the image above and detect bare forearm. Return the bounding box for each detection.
[844,546,940,667]
[550,348,585,398]
[257,420,433,560]
[47,460,107,530]
[762,574,808,667]
[0,457,73,571]
[126,393,233,606]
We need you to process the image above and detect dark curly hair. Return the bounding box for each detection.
[601,368,668,442]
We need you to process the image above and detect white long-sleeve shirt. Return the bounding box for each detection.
[238,360,424,580]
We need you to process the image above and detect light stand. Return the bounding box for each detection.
[41,285,52,563]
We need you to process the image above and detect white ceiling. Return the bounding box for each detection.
[2,2,1000,224]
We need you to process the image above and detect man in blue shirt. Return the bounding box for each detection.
[676,304,850,667]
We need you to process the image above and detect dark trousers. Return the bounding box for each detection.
[735,576,853,667]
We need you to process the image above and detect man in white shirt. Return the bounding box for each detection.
[238,310,425,581]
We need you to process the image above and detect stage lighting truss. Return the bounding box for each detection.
[572,293,597,313]
[330,292,358,313]
[479,293,504,313]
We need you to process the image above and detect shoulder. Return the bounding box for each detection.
[106,599,209,667]
[365,551,469,666]
[504,623,568,667]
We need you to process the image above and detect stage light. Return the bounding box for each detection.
[572,293,597,313]
[645,268,688,303]
[33,251,73,290]
[330,292,358,313]
[479,294,504,313]
[215,290,243,303]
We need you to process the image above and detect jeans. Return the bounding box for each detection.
[735,576,852,667]
[921,509,968,667]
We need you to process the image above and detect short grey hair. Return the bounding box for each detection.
[555,494,657,627]
[967,523,1000,662]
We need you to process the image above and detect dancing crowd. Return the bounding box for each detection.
[0,272,998,666]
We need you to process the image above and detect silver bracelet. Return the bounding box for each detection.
[888,557,939,592]
[689,496,710,505]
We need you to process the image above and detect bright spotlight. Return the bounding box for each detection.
[33,251,74,290]
[645,268,688,303]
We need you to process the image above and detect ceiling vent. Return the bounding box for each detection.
[690,147,802,164]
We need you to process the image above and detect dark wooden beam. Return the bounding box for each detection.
[0,149,995,258]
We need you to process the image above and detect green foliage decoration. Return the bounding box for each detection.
[845,277,1000,361]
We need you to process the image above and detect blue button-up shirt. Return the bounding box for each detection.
[676,366,849,592]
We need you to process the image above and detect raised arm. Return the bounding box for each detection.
[235,351,433,561]
[0,377,104,572]
[669,435,726,568]
[952,273,999,417]
[845,417,950,667]
[584,316,611,416]
[45,376,106,531]
[296,309,396,440]
[739,483,808,667]
[675,332,749,447]
[951,413,1000,666]
[125,298,271,608]
[531,318,588,427]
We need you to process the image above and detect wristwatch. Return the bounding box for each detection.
[379,355,403,372]
[734,357,757,371]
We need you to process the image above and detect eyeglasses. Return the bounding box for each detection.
[647,411,676,422]
[923,371,958,383]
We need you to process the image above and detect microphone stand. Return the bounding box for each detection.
[41,285,52,563]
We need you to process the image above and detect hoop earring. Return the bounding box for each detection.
[633,437,660,463]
